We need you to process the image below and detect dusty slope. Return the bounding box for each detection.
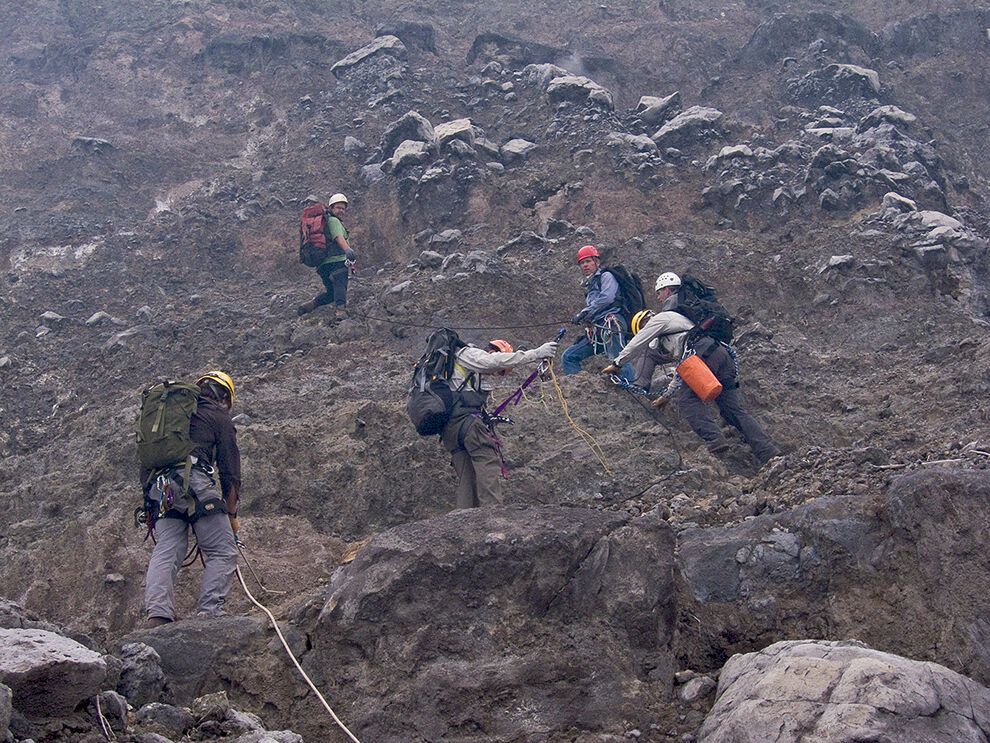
[0,0,989,739]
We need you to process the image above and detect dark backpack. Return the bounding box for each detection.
[299,203,328,267]
[136,381,200,471]
[407,328,468,436]
[603,264,647,325]
[675,274,735,344]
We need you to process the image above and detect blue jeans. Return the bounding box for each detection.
[561,320,635,381]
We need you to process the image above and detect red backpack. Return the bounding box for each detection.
[299,203,328,267]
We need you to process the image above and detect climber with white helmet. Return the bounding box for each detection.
[297,192,357,320]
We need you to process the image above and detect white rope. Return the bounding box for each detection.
[94,693,117,741]
[235,566,362,743]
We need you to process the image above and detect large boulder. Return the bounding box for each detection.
[304,506,677,741]
[433,118,477,149]
[698,640,990,742]
[386,139,431,172]
[331,35,406,77]
[636,91,681,126]
[379,110,435,159]
[651,106,724,146]
[546,74,614,109]
[118,642,168,708]
[0,628,107,716]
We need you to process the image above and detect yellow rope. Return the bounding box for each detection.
[547,365,613,475]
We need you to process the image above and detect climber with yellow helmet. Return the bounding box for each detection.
[141,369,243,627]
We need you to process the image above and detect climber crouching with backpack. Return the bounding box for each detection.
[141,371,242,626]
[409,331,559,509]
[562,245,636,381]
[604,272,781,465]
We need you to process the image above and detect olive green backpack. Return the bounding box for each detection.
[136,381,200,472]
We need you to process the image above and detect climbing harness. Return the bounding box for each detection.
[590,313,625,358]
[235,565,361,743]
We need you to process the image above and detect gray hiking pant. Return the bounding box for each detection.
[441,416,503,509]
[633,347,667,391]
[144,468,238,621]
[675,343,780,463]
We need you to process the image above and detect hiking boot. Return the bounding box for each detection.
[296,300,317,316]
[757,447,783,466]
[146,616,172,628]
[333,307,348,321]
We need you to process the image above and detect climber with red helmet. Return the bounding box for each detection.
[561,245,634,380]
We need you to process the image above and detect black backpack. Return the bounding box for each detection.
[675,274,735,344]
[407,328,468,436]
[603,264,647,325]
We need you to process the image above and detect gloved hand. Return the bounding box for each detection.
[571,312,587,325]
[651,396,669,410]
[228,514,240,535]
[344,249,357,261]
[534,341,559,359]
[601,364,620,376]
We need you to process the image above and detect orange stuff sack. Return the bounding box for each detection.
[676,354,723,402]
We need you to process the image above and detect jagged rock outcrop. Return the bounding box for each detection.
[300,506,677,741]
[0,628,108,716]
[699,640,990,742]
[678,469,990,686]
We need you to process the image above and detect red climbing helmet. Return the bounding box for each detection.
[487,339,514,353]
[576,245,600,263]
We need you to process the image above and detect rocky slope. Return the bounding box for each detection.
[1,1,989,741]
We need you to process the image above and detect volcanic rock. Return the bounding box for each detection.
[0,628,107,716]
[652,106,724,146]
[698,640,990,743]
[331,35,407,78]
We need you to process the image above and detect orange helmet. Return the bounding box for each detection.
[487,339,514,353]
[576,245,600,263]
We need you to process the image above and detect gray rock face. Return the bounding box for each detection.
[0,683,10,739]
[0,628,107,716]
[859,105,917,131]
[789,63,881,104]
[679,470,990,688]
[121,617,266,704]
[520,62,568,87]
[387,139,431,172]
[546,74,614,109]
[118,642,167,709]
[379,110,435,158]
[606,132,658,153]
[307,506,677,741]
[652,106,724,146]
[330,35,406,78]
[698,640,990,743]
[500,138,538,161]
[231,732,303,743]
[433,118,476,148]
[136,702,196,737]
[637,91,681,126]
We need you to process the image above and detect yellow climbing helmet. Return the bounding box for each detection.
[197,370,235,407]
[631,310,654,336]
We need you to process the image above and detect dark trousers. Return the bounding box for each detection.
[633,347,666,390]
[441,416,503,509]
[314,261,349,307]
[675,343,779,463]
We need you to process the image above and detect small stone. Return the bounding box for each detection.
[104,573,125,585]
[0,356,11,369]
[343,136,366,154]
[136,305,153,322]
[500,138,537,162]
[819,255,855,273]
[85,311,119,326]
[135,702,195,737]
[418,250,444,268]
[430,229,463,245]
[331,36,406,78]
[39,311,66,326]
[389,280,412,294]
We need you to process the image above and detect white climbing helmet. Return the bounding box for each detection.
[655,271,681,292]
[327,193,349,207]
